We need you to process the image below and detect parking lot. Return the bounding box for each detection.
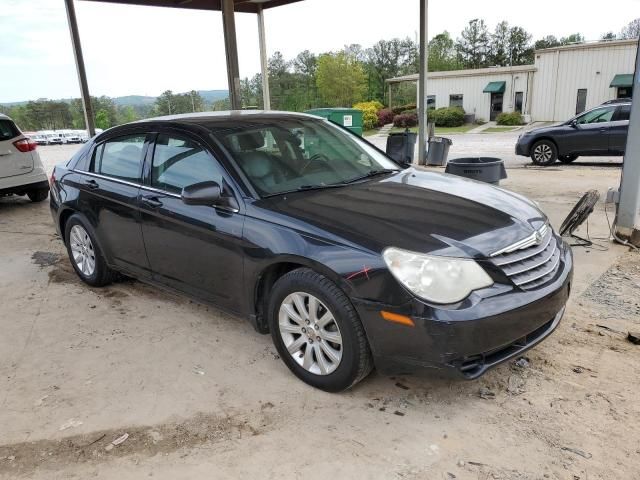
[1,140,639,480]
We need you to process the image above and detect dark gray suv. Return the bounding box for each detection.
[516,101,631,166]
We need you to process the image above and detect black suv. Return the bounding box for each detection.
[516,100,631,166]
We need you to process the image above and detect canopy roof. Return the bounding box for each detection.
[483,81,506,94]
[610,74,634,88]
[81,0,303,14]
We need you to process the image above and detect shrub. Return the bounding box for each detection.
[391,103,416,115]
[393,113,418,128]
[496,112,524,126]
[353,101,385,130]
[430,107,465,127]
[377,108,395,126]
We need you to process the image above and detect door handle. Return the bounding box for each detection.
[141,195,163,208]
[85,179,99,190]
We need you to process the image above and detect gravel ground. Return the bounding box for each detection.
[1,141,638,480]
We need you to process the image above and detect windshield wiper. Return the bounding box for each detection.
[343,169,401,184]
[262,183,347,198]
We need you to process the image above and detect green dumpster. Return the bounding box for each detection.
[304,108,363,136]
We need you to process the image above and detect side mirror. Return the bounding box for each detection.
[181,181,221,206]
[569,119,579,128]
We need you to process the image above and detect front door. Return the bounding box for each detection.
[138,131,245,313]
[490,93,503,121]
[564,105,616,155]
[78,133,151,278]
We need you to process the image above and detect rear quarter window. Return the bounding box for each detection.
[0,119,20,141]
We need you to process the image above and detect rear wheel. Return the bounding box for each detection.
[27,188,49,202]
[558,154,578,164]
[530,140,558,166]
[268,268,373,392]
[64,214,116,287]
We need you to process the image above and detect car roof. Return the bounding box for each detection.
[601,98,632,105]
[133,110,321,126]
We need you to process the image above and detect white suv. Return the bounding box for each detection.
[0,114,49,202]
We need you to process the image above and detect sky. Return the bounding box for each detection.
[1,0,639,103]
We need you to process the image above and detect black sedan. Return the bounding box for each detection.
[516,101,630,165]
[50,111,572,391]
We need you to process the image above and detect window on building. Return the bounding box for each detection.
[427,95,436,110]
[576,89,588,115]
[93,135,146,182]
[514,92,524,113]
[617,86,633,99]
[449,94,463,109]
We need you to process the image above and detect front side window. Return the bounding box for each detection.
[575,106,616,125]
[0,119,20,141]
[93,134,146,182]
[449,94,463,108]
[212,118,400,197]
[151,134,223,194]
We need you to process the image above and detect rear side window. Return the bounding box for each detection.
[151,134,223,194]
[93,135,146,182]
[615,105,631,122]
[0,119,20,141]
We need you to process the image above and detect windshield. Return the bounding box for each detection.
[211,117,401,197]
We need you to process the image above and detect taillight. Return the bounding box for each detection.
[13,138,37,152]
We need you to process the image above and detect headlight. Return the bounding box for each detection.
[383,247,493,304]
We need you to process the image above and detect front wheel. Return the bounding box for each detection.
[268,268,373,392]
[530,140,558,166]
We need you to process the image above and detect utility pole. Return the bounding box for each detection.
[417,0,429,165]
[614,38,640,246]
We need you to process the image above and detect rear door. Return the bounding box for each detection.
[0,118,33,178]
[75,133,151,278]
[609,104,630,154]
[138,130,245,312]
[563,106,616,155]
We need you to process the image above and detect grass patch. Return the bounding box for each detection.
[389,124,475,135]
[482,126,519,133]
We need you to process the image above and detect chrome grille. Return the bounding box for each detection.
[490,225,561,290]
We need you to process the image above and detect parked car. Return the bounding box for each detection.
[46,134,63,145]
[516,100,631,166]
[50,111,572,391]
[0,114,50,202]
[32,133,49,145]
[59,131,82,144]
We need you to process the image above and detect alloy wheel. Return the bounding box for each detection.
[278,292,343,375]
[533,144,553,163]
[69,225,96,277]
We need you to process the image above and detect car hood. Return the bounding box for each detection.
[524,123,566,135]
[257,169,547,259]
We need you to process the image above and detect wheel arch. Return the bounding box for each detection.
[251,256,353,334]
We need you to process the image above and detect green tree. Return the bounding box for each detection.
[620,18,640,39]
[366,38,416,103]
[601,32,617,40]
[428,32,461,71]
[560,33,585,45]
[489,21,510,66]
[534,35,561,50]
[456,19,491,68]
[508,26,534,65]
[95,109,110,130]
[117,105,138,124]
[316,51,366,107]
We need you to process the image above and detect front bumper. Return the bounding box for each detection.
[352,241,573,379]
[515,136,532,156]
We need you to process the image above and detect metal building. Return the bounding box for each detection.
[388,39,637,123]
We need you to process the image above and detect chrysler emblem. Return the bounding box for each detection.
[534,230,543,245]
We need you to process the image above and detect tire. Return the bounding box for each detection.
[530,140,558,166]
[558,154,578,164]
[64,214,116,287]
[27,188,49,202]
[268,268,373,392]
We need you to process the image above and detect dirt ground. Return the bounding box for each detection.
[1,149,639,479]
